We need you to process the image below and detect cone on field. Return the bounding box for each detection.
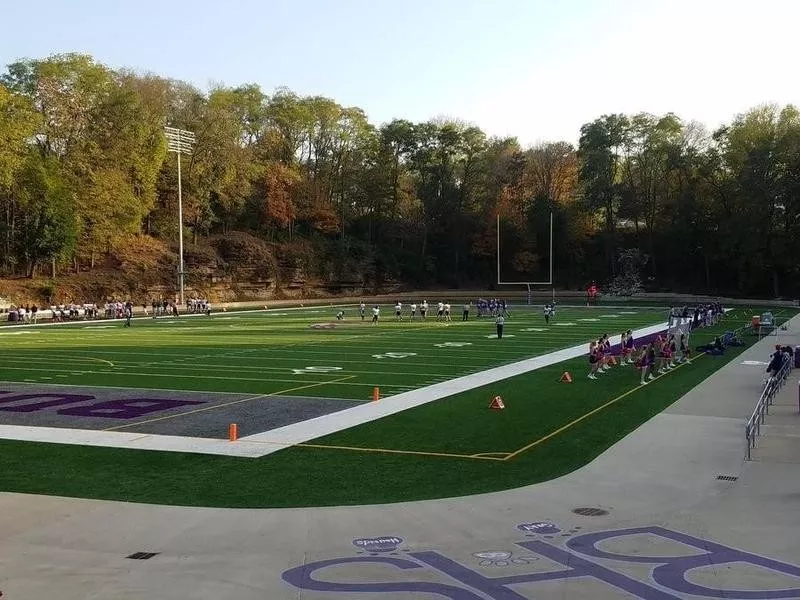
[560,371,573,383]
[228,423,238,442]
[489,395,505,410]
[372,387,380,402]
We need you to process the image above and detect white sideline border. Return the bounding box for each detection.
[0,322,668,457]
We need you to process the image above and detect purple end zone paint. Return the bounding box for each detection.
[58,398,204,419]
[0,393,95,412]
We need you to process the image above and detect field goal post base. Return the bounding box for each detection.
[496,213,554,306]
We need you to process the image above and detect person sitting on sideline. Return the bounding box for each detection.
[697,337,725,356]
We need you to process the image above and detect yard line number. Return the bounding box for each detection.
[291,366,343,374]
[371,352,418,360]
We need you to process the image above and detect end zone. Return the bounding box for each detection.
[0,382,361,455]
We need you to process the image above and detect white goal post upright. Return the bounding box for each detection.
[496,212,554,305]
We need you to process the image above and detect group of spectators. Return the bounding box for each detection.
[6,303,100,323]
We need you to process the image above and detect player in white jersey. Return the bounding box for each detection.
[394,301,402,320]
[437,302,444,320]
[410,303,417,319]
[359,302,366,320]
[421,301,428,319]
[444,303,451,321]
[372,305,380,324]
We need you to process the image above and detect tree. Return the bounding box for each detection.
[13,153,78,277]
[578,114,628,273]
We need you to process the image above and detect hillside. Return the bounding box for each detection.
[2,54,800,302]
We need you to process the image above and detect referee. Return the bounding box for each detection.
[495,313,505,339]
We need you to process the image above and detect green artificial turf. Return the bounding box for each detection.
[0,307,788,507]
[0,304,669,399]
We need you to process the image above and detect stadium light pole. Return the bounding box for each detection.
[164,126,195,308]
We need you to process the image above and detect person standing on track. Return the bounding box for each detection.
[495,313,505,339]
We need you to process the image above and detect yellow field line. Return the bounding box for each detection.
[503,353,707,461]
[295,442,505,461]
[102,375,356,431]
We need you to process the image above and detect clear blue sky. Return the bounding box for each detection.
[2,0,798,145]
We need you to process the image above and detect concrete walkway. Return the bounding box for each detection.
[1,319,799,599]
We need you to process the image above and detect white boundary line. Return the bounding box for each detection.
[0,322,669,457]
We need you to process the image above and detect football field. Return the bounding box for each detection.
[0,304,786,507]
[0,304,667,400]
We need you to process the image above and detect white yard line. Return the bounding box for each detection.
[0,322,668,457]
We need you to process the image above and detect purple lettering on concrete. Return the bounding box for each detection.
[58,398,204,419]
[566,526,800,599]
[0,393,95,413]
[517,522,561,535]
[281,526,800,600]
[414,544,680,600]
[353,536,403,553]
[281,556,486,599]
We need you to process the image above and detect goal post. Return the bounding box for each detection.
[496,212,554,304]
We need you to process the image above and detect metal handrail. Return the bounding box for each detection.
[745,354,792,460]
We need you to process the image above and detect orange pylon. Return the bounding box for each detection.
[229,423,238,442]
[373,387,380,402]
[489,395,506,409]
